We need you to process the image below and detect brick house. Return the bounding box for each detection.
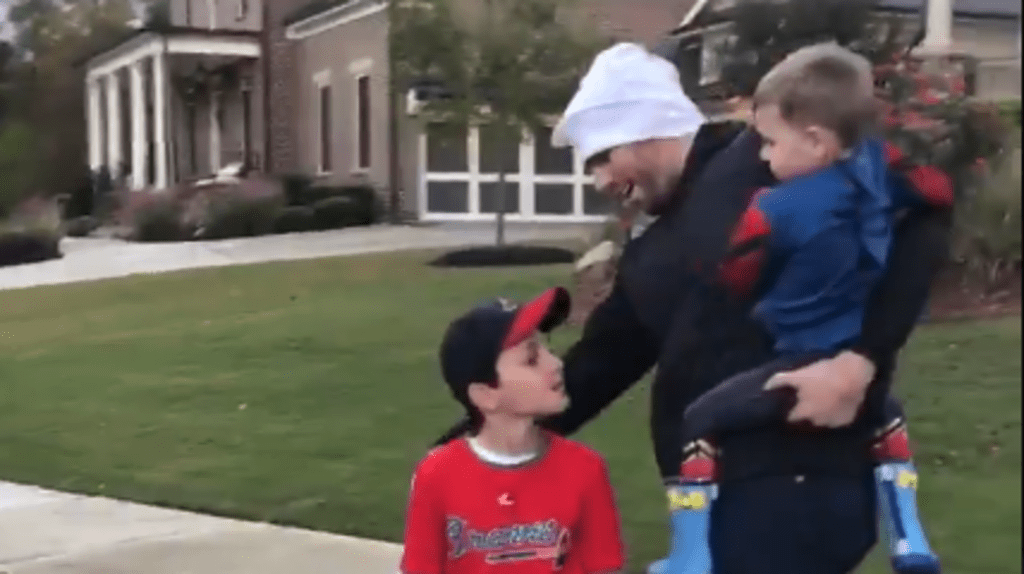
[659,0,1022,114]
[82,0,695,221]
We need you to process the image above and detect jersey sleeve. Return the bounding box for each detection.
[718,188,773,297]
[400,453,446,574]
[575,456,626,573]
[884,141,954,210]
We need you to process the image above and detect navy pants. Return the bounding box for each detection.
[688,354,901,573]
[710,472,878,574]
[683,353,905,445]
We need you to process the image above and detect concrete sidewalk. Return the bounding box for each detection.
[0,222,595,292]
[0,481,403,574]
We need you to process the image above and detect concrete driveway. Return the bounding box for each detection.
[0,482,402,574]
[0,222,597,292]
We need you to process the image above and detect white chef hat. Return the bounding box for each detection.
[551,43,706,162]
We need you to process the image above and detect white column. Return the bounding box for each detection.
[105,71,123,179]
[87,78,103,172]
[130,59,148,190]
[152,52,169,189]
[209,91,221,173]
[921,0,953,54]
[206,0,217,29]
[519,129,534,218]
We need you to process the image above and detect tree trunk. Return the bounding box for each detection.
[386,6,403,225]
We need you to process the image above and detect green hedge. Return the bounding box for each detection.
[0,229,62,267]
[998,100,1021,128]
[279,174,381,226]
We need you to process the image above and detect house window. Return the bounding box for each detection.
[236,0,249,20]
[314,72,333,174]
[700,26,733,86]
[241,89,252,167]
[186,104,198,175]
[356,75,371,170]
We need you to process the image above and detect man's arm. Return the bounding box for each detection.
[851,149,955,377]
[541,279,660,436]
[851,204,952,385]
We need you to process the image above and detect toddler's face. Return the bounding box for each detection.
[753,104,842,181]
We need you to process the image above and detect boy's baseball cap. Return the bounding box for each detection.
[440,287,571,410]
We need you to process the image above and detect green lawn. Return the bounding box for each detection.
[0,250,1019,574]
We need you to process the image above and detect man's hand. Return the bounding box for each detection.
[764,351,877,428]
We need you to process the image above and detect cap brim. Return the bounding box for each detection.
[501,287,571,350]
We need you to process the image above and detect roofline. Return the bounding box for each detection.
[875,4,1020,21]
[284,0,387,40]
[73,26,261,69]
[678,0,713,30]
[670,2,1019,35]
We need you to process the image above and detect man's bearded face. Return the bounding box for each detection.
[586,145,666,217]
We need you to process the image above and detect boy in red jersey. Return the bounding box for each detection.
[401,287,626,574]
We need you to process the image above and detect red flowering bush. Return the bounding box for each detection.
[873,53,1011,201]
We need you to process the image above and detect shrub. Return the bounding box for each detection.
[0,229,61,267]
[287,183,382,225]
[998,100,1022,129]
[308,185,382,226]
[281,173,314,206]
[273,206,317,234]
[129,193,187,242]
[311,196,362,230]
[65,215,100,238]
[952,151,1022,284]
[63,171,96,220]
[194,177,286,240]
[0,196,64,267]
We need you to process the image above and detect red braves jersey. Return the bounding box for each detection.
[400,433,625,574]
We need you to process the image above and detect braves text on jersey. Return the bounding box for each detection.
[400,433,625,574]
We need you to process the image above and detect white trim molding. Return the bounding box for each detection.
[285,0,388,40]
[348,58,374,75]
[86,33,261,81]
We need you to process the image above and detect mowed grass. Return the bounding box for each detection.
[0,249,1019,574]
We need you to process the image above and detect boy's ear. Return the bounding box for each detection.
[805,125,843,157]
[467,382,499,413]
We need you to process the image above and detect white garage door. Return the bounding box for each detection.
[417,123,616,222]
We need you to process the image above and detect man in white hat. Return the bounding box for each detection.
[433,43,952,574]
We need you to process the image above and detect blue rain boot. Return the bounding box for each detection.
[647,441,717,574]
[873,422,941,574]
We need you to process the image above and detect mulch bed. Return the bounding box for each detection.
[428,246,577,268]
[925,263,1022,322]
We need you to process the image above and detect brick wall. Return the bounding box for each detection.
[264,0,310,176]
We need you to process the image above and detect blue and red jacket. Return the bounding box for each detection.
[721,139,954,355]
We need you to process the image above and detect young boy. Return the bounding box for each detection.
[665,45,946,574]
[400,287,626,574]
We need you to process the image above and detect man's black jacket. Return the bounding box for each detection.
[437,122,951,482]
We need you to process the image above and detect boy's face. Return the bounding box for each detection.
[471,332,568,419]
[753,104,842,181]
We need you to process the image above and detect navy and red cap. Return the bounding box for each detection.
[439,287,571,410]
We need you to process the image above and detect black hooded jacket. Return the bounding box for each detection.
[545,121,952,482]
